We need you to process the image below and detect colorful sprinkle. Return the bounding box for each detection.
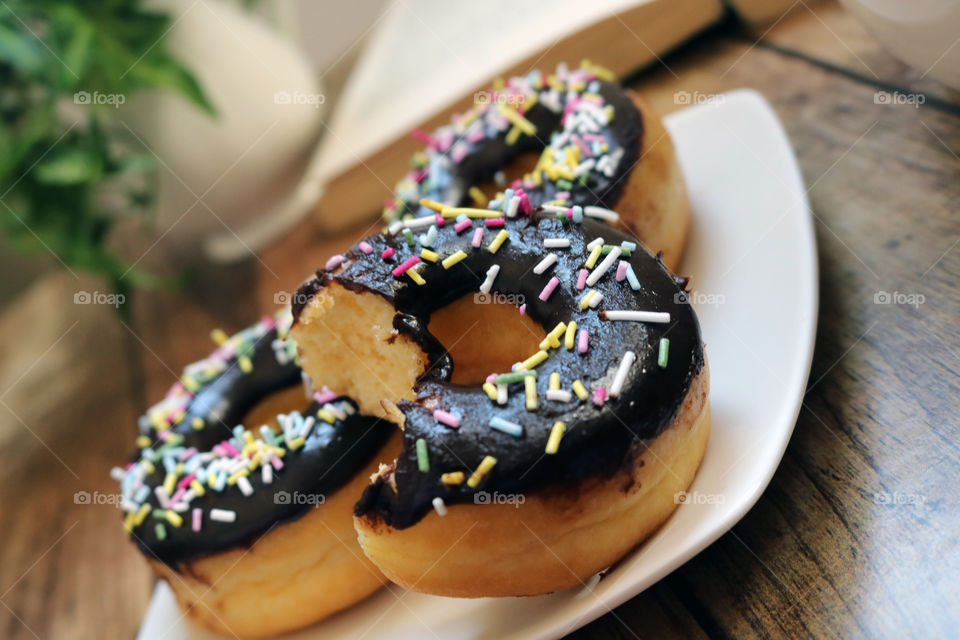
[432,497,448,516]
[433,409,461,428]
[658,338,670,368]
[533,253,558,274]
[490,417,523,437]
[609,350,637,398]
[210,508,236,523]
[577,329,589,353]
[601,310,671,323]
[524,375,538,410]
[416,438,430,472]
[442,250,468,269]
[441,471,465,485]
[467,456,497,488]
[488,229,509,253]
[545,421,566,454]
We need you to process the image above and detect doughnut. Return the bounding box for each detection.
[291,205,709,597]
[383,61,689,270]
[113,310,398,637]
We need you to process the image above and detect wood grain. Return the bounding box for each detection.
[0,3,956,638]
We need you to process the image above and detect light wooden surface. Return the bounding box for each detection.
[0,2,957,638]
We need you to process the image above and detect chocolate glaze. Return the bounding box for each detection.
[295,214,703,529]
[401,81,643,219]
[129,328,393,566]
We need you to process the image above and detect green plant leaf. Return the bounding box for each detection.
[35,146,103,184]
[126,54,217,116]
[0,21,44,74]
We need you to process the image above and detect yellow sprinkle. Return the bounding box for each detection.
[420,249,439,262]
[173,409,186,424]
[441,471,465,485]
[227,469,248,485]
[565,321,578,350]
[210,328,229,345]
[191,417,204,431]
[458,109,479,129]
[140,459,155,475]
[523,92,538,110]
[176,462,184,474]
[497,104,537,135]
[467,455,497,488]
[549,372,560,390]
[519,350,549,371]
[247,452,263,471]
[134,503,151,527]
[407,268,426,285]
[270,446,286,458]
[505,125,522,146]
[468,186,487,206]
[493,76,505,90]
[585,245,603,269]
[525,375,537,410]
[482,382,498,401]
[123,511,137,532]
[181,376,199,392]
[488,229,509,253]
[164,510,183,528]
[288,436,306,450]
[190,480,206,497]
[135,435,151,448]
[243,431,254,445]
[579,290,597,309]
[442,250,468,269]
[316,408,336,424]
[419,198,446,212]
[440,207,502,219]
[238,356,252,373]
[572,380,589,401]
[162,473,177,496]
[545,421,566,454]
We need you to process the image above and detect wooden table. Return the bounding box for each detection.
[1,2,957,638]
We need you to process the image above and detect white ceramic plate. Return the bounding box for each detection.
[138,89,818,640]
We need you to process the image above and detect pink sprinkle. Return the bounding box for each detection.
[576,269,588,290]
[486,218,505,227]
[220,441,240,457]
[213,444,225,457]
[452,144,468,163]
[392,256,420,277]
[578,329,589,354]
[471,227,484,248]
[358,241,373,254]
[572,134,592,158]
[433,410,461,428]
[435,213,445,226]
[325,255,344,270]
[555,191,570,200]
[510,178,523,189]
[314,386,337,404]
[539,276,560,301]
[519,304,526,315]
[177,447,197,462]
[454,218,472,233]
[467,129,485,143]
[382,247,395,260]
[271,456,284,470]
[616,261,628,281]
[177,473,197,490]
[520,193,532,215]
[411,129,435,146]
[192,508,202,532]
[592,387,607,406]
[384,198,395,209]
[170,488,185,505]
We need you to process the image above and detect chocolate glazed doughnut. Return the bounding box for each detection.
[384,61,689,269]
[114,311,398,637]
[292,210,709,597]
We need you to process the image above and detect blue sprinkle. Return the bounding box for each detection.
[620,241,637,252]
[489,200,501,210]
[502,189,514,213]
[456,214,469,223]
[489,417,523,437]
[420,224,438,248]
[625,263,641,291]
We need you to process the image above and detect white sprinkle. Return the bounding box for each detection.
[154,486,170,509]
[533,253,558,274]
[540,204,568,213]
[121,498,139,513]
[584,206,620,222]
[210,508,236,523]
[587,236,604,250]
[262,463,273,484]
[546,389,573,403]
[400,216,436,230]
[610,351,637,398]
[110,467,126,482]
[432,497,448,516]
[387,221,403,235]
[586,247,621,286]
[237,475,254,497]
[323,403,347,421]
[496,383,508,405]
[506,195,520,218]
[588,291,604,308]
[544,238,570,248]
[603,310,671,323]
[299,416,316,439]
[479,264,500,294]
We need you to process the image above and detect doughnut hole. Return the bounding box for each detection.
[292,283,544,421]
[427,294,545,385]
[242,384,307,433]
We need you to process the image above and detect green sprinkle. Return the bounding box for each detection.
[416,438,430,472]
[556,179,573,190]
[601,244,632,256]
[658,338,670,368]
[403,228,416,246]
[155,523,167,541]
[494,370,538,385]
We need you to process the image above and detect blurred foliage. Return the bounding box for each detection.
[0,0,215,300]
